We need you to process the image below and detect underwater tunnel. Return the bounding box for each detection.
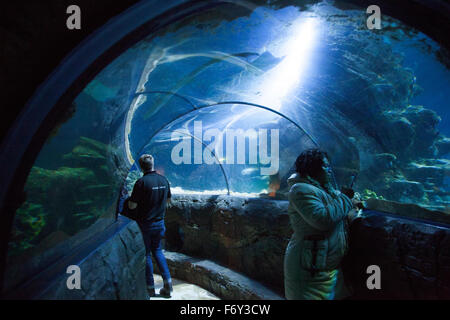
[0,0,449,299]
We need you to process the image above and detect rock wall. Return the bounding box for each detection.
[166,194,450,299]
[30,194,450,300]
[344,211,450,299]
[341,104,449,212]
[165,194,291,294]
[162,251,283,300]
[38,221,147,300]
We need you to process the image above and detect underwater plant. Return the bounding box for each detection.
[8,203,47,257]
[8,136,118,256]
[125,169,143,195]
[360,189,385,201]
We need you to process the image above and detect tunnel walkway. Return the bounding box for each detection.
[150,274,219,300]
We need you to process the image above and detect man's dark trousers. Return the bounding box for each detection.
[137,218,171,288]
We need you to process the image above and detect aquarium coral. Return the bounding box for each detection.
[9,137,117,256]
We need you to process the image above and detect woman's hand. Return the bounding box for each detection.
[352,192,365,208]
[347,208,362,222]
[341,187,355,199]
[352,199,365,209]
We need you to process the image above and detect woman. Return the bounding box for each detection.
[284,148,359,300]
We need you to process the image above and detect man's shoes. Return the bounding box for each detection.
[159,282,173,298]
[147,286,156,298]
[159,287,172,298]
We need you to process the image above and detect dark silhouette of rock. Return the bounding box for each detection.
[435,136,450,157]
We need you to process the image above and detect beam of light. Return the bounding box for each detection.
[253,18,318,111]
[209,18,319,159]
[124,17,318,166]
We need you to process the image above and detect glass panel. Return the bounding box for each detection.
[128,92,196,161]
[121,2,449,211]
[132,104,319,197]
[3,46,146,290]
[109,1,450,211]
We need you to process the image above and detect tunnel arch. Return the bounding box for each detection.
[131,93,321,158]
[130,97,332,197]
[1,0,449,297]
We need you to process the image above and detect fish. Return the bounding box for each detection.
[241,168,258,175]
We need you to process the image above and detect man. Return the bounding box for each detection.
[128,154,173,298]
[284,148,361,300]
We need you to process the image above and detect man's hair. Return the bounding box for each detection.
[139,154,154,172]
[295,148,329,179]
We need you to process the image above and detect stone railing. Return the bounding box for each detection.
[24,194,449,299]
[344,210,450,299]
[165,194,291,295]
[165,194,450,299]
[38,220,147,300]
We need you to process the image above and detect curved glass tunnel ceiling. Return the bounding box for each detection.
[51,2,450,202]
[6,0,450,293]
[136,104,315,195]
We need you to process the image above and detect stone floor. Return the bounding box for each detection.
[149,274,220,300]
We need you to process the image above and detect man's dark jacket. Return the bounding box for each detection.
[127,171,171,223]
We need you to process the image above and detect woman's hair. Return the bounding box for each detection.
[295,148,329,179]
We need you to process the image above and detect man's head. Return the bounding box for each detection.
[295,148,331,183]
[139,154,154,172]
